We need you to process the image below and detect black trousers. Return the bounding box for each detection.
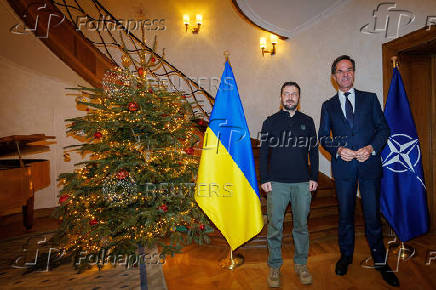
[335,176,386,263]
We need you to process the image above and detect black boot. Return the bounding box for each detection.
[377,265,400,287]
[335,255,352,276]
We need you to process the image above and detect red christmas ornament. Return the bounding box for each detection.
[116,169,129,180]
[199,224,205,230]
[185,147,194,155]
[138,67,144,77]
[89,219,98,226]
[128,102,138,111]
[198,119,205,126]
[94,131,102,139]
[151,57,156,63]
[86,108,90,111]
[148,88,153,94]
[59,194,69,204]
[159,204,168,212]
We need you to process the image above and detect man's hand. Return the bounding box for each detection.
[309,180,318,191]
[261,182,272,193]
[337,147,356,162]
[356,145,374,162]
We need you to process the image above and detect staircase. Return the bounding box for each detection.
[208,143,357,248]
[7,0,352,248]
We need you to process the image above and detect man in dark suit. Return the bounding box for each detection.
[318,55,399,287]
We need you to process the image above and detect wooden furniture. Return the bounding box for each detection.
[0,134,55,229]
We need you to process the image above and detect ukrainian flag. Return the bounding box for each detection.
[195,61,264,250]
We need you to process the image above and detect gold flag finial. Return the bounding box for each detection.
[391,56,399,68]
[224,50,230,63]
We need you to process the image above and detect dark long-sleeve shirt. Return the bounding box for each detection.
[259,110,319,184]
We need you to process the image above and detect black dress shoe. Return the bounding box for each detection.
[335,255,352,276]
[377,265,400,287]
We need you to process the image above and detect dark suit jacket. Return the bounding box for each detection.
[318,89,390,179]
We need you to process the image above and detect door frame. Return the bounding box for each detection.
[382,26,436,232]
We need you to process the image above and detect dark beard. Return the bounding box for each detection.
[283,103,297,111]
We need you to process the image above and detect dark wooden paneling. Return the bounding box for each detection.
[399,54,433,228]
[432,55,436,233]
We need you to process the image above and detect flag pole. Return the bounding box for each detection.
[224,50,230,64]
[217,50,243,270]
[385,56,416,261]
[218,245,244,270]
[361,56,416,269]
[391,55,399,68]
[216,50,244,270]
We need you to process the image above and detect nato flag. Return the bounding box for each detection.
[380,67,429,242]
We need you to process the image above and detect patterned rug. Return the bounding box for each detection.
[0,232,167,289]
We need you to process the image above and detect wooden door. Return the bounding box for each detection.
[383,27,436,232]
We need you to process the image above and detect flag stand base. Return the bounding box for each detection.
[388,240,415,261]
[219,249,244,270]
[360,237,415,270]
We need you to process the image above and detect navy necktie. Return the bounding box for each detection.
[344,92,353,128]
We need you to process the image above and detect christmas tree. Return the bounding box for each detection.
[54,48,211,265]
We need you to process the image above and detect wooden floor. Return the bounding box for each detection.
[163,235,436,290]
[1,209,435,289]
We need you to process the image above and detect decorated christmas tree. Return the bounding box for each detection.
[54,48,211,264]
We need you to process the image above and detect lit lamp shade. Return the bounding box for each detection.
[270,34,278,44]
[183,15,190,25]
[260,37,267,49]
[196,14,203,25]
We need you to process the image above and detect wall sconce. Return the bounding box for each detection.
[184,14,202,34]
[260,35,278,56]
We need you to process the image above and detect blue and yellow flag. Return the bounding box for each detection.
[195,61,264,250]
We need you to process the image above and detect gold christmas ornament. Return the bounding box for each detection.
[63,152,71,162]
[121,54,132,68]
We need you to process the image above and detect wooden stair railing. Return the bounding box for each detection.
[8,0,113,88]
[8,0,214,119]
